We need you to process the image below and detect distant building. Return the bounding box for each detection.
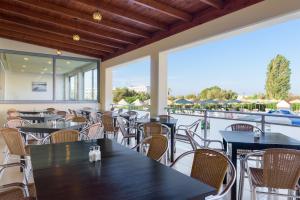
[128,85,150,93]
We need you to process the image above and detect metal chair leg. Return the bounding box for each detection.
[238,157,245,200]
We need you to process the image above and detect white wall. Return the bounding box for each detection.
[5,71,53,100]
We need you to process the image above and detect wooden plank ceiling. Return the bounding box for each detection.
[0,0,263,60]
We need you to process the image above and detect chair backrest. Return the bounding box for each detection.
[191,149,229,191]
[46,108,55,114]
[0,128,27,156]
[263,148,300,189]
[144,135,168,161]
[51,130,79,144]
[225,123,254,132]
[71,116,87,123]
[102,114,115,132]
[56,111,67,117]
[72,110,78,117]
[158,115,173,120]
[143,122,162,138]
[5,119,29,129]
[68,108,73,114]
[117,117,128,137]
[86,123,103,139]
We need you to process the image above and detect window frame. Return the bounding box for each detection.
[0,49,100,103]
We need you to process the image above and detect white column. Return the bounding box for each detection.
[100,66,113,111]
[150,51,168,117]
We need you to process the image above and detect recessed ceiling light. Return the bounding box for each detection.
[56,50,62,55]
[22,65,26,68]
[24,57,29,61]
[43,68,48,71]
[93,11,102,21]
[72,34,80,41]
[48,61,52,64]
[66,61,71,64]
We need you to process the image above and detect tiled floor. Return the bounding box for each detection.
[0,134,294,200]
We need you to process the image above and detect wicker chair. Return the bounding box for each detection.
[0,128,40,181]
[71,116,87,123]
[102,115,119,139]
[46,108,55,114]
[117,117,136,145]
[5,119,31,129]
[42,130,88,144]
[56,111,67,118]
[243,148,300,200]
[141,122,163,138]
[132,135,168,162]
[81,122,104,140]
[171,149,236,200]
[158,115,174,120]
[0,163,36,200]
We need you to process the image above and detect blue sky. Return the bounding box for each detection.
[113,18,300,96]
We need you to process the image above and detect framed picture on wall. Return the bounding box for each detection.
[32,82,47,92]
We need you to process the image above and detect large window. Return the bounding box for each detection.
[84,68,98,100]
[0,50,99,101]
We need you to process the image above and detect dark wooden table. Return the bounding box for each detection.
[20,114,62,123]
[18,110,48,115]
[220,131,300,200]
[136,118,178,162]
[30,139,216,200]
[18,121,85,134]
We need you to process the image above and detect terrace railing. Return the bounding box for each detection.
[165,107,300,141]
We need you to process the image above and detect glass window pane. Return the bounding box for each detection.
[84,70,93,100]
[0,52,53,100]
[55,58,98,101]
[93,69,98,100]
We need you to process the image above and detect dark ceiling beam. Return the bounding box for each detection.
[75,0,168,30]
[20,0,150,38]
[199,0,225,9]
[132,0,192,21]
[0,8,125,49]
[0,20,111,55]
[0,28,103,58]
[2,0,136,45]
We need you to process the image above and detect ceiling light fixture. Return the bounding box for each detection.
[73,34,80,41]
[56,50,62,55]
[48,61,52,64]
[93,11,102,21]
[43,68,48,71]
[66,61,71,64]
[24,57,29,61]
[22,65,26,68]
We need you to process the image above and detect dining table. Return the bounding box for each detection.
[18,121,85,134]
[20,114,62,123]
[18,110,48,115]
[30,139,216,200]
[136,117,178,162]
[220,130,300,200]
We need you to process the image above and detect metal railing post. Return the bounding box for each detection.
[204,110,208,146]
[261,115,265,133]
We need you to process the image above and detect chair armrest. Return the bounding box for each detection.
[19,131,43,144]
[191,131,224,150]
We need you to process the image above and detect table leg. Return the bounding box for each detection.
[223,139,228,184]
[231,146,238,200]
[170,125,175,162]
[137,128,141,152]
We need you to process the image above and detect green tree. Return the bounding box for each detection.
[265,55,291,100]
[198,86,237,100]
[185,94,196,100]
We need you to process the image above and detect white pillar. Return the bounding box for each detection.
[100,66,113,111]
[150,51,168,117]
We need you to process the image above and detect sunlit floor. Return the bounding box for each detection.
[0,133,294,200]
